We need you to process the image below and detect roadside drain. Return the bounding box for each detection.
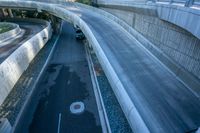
[70,102,85,115]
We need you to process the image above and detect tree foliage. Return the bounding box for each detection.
[75,0,91,5]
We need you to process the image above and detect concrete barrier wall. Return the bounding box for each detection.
[0,22,21,44]
[0,20,52,105]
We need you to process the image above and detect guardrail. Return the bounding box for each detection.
[97,0,200,7]
[150,0,199,7]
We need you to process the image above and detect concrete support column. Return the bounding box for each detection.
[2,8,8,17]
[8,9,13,18]
[0,9,4,20]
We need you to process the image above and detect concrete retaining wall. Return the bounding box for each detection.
[97,1,200,40]
[0,22,21,44]
[100,7,200,81]
[0,20,52,105]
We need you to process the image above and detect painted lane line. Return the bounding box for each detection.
[57,113,62,133]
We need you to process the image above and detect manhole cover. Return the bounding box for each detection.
[70,101,85,114]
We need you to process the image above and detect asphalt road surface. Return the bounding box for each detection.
[64,5,200,133]
[28,22,102,133]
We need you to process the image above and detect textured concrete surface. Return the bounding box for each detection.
[101,7,200,81]
[0,1,200,133]
[0,19,52,105]
[97,0,200,40]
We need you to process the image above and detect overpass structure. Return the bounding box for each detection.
[0,1,200,133]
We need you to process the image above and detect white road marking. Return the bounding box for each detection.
[57,113,62,133]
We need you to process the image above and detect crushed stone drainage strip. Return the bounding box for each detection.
[70,101,85,114]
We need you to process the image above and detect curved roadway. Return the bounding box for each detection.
[0,21,45,63]
[66,5,200,133]
[0,1,200,133]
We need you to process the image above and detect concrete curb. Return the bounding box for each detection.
[85,43,111,133]
[11,24,62,133]
[0,22,21,44]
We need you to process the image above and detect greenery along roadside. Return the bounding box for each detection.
[0,23,14,34]
[75,0,91,5]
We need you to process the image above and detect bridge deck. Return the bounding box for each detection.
[66,5,200,133]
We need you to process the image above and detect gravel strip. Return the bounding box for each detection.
[89,50,133,133]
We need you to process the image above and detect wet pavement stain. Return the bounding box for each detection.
[29,64,102,133]
[6,22,102,133]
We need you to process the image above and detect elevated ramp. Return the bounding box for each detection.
[0,1,200,132]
